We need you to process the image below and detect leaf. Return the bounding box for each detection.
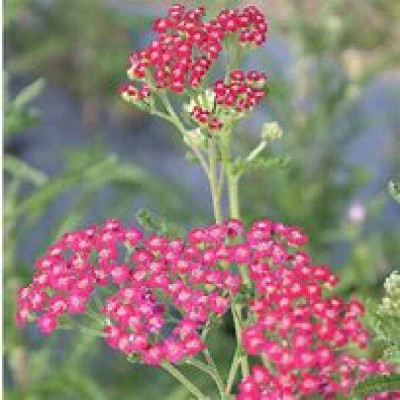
[51,191,97,239]
[136,208,182,237]
[384,346,400,364]
[13,78,45,109]
[234,155,290,176]
[4,154,48,186]
[11,154,152,222]
[389,180,400,204]
[365,299,400,366]
[4,78,45,136]
[354,374,400,396]
[366,301,400,346]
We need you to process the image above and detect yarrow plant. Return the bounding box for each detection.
[17,4,400,399]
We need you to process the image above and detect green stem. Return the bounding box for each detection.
[4,178,32,391]
[218,126,251,389]
[186,359,226,399]
[200,319,226,395]
[246,141,267,163]
[225,346,241,395]
[220,127,240,219]
[232,305,250,379]
[161,362,209,400]
[227,174,240,219]
[209,137,223,223]
[153,95,210,178]
[158,91,183,131]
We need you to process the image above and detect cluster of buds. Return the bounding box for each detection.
[121,4,268,99]
[261,121,283,142]
[216,6,268,46]
[379,270,400,317]
[190,106,224,131]
[187,69,268,132]
[119,83,152,108]
[214,70,267,113]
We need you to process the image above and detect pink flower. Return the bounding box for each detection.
[37,313,57,335]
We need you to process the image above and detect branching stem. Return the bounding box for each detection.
[161,362,209,400]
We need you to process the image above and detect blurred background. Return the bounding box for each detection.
[3,0,400,399]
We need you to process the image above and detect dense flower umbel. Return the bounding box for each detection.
[16,219,242,365]
[17,218,398,397]
[188,70,268,131]
[120,4,268,115]
[228,219,397,399]
[214,70,267,113]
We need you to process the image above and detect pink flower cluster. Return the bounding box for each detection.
[119,82,151,104]
[190,106,224,131]
[214,70,267,112]
[120,4,268,104]
[16,219,242,365]
[17,217,398,398]
[238,361,399,400]
[189,70,268,131]
[227,219,397,399]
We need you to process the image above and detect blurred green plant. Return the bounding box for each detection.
[5,0,130,96]
[4,76,45,136]
[4,0,146,127]
[389,181,400,204]
[354,374,400,397]
[237,0,400,299]
[4,80,187,400]
[354,270,400,394]
[368,270,400,364]
[353,181,400,394]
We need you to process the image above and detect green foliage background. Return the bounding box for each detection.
[4,0,400,398]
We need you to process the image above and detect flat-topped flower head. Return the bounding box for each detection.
[18,217,397,398]
[120,4,268,124]
[16,218,241,365]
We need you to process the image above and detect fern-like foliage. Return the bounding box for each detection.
[389,181,400,204]
[354,374,400,396]
[354,273,400,395]
[233,155,290,176]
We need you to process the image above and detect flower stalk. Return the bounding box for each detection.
[161,362,209,400]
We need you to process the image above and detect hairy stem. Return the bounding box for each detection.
[219,127,251,390]
[209,137,223,223]
[220,128,238,218]
[246,141,267,163]
[227,174,240,219]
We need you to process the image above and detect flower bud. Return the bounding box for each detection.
[185,90,216,115]
[127,66,135,81]
[380,271,400,316]
[261,122,283,142]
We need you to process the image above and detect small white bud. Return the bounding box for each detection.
[261,122,283,142]
[127,66,135,81]
[184,90,215,114]
[379,271,400,316]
